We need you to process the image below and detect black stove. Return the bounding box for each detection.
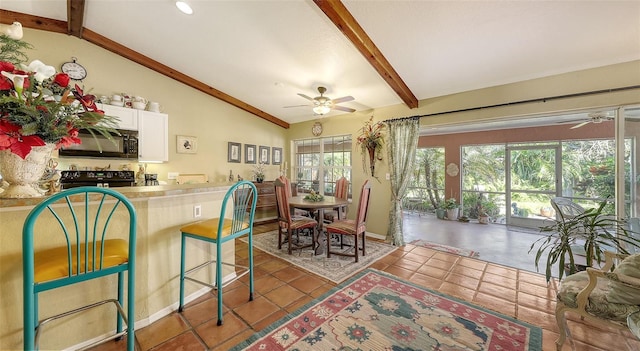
[60,170,135,189]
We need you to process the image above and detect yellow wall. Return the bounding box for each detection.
[18,28,640,238]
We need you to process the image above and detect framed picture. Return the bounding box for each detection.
[228,142,241,163]
[245,144,256,164]
[272,147,282,165]
[259,145,270,164]
[177,135,197,154]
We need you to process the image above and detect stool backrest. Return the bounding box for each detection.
[224,181,258,235]
[23,186,137,289]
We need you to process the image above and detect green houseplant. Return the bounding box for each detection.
[529,199,640,282]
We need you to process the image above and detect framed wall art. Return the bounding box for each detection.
[177,135,198,154]
[272,147,282,165]
[259,146,270,164]
[228,142,241,163]
[245,144,256,164]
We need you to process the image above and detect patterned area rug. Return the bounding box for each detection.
[230,269,542,351]
[243,230,397,284]
[409,239,480,258]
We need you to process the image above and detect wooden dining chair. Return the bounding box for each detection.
[274,178,317,254]
[22,186,138,351]
[324,176,349,223]
[325,180,371,262]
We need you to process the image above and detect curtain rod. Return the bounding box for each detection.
[388,85,640,120]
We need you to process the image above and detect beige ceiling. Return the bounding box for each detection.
[1,0,639,127]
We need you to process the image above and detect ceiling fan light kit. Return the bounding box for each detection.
[290,86,356,115]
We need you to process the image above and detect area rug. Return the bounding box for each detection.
[409,239,480,258]
[230,268,542,351]
[242,230,397,284]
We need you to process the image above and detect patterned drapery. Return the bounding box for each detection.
[384,117,420,246]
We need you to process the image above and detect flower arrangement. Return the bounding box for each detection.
[356,116,385,176]
[252,161,266,181]
[0,33,118,159]
[304,189,324,202]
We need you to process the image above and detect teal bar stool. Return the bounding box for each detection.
[179,181,258,325]
[22,186,138,351]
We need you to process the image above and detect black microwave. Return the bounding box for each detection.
[59,129,138,159]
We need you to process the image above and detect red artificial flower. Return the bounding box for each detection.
[0,61,15,90]
[72,84,98,112]
[53,72,70,88]
[0,119,46,159]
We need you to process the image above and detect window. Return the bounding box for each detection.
[294,135,352,196]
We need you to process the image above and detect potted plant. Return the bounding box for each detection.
[529,199,640,282]
[444,198,459,221]
[477,206,490,224]
[435,203,446,220]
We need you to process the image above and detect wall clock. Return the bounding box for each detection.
[61,57,87,80]
[312,121,323,136]
[446,162,459,177]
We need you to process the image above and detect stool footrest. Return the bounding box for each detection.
[184,260,251,290]
[35,298,140,350]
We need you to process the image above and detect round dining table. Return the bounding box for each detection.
[288,195,349,255]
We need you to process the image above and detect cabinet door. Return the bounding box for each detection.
[138,111,168,162]
[97,104,138,130]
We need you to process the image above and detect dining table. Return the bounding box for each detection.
[288,195,349,255]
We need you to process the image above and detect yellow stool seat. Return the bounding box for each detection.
[34,239,129,283]
[180,218,248,240]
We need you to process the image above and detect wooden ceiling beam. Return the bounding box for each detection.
[313,0,419,109]
[0,9,289,129]
[67,0,85,38]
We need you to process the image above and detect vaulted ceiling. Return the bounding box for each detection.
[1,0,639,129]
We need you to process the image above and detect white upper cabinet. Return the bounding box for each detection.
[98,104,138,131]
[138,111,169,162]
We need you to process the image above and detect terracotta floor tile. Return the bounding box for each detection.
[409,272,443,290]
[285,294,315,313]
[431,252,460,263]
[256,258,290,273]
[485,264,518,279]
[406,246,437,258]
[473,292,516,317]
[516,304,557,331]
[253,309,289,331]
[517,291,556,312]
[212,329,257,351]
[254,274,286,295]
[148,331,206,351]
[424,257,456,271]
[310,283,335,298]
[401,251,430,263]
[233,295,281,325]
[264,284,306,308]
[416,264,448,279]
[181,297,220,327]
[444,272,480,290]
[438,281,476,301]
[392,257,423,271]
[481,271,517,289]
[288,274,327,294]
[384,265,415,279]
[518,280,557,300]
[271,265,306,282]
[135,313,190,351]
[456,257,488,271]
[222,283,255,309]
[477,281,517,302]
[194,312,248,349]
[450,264,484,279]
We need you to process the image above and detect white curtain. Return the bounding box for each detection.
[385,117,420,246]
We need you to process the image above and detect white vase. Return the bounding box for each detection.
[446,208,459,221]
[0,144,55,198]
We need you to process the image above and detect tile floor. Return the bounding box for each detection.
[90,221,639,351]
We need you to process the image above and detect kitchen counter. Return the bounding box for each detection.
[0,182,232,208]
[0,182,237,350]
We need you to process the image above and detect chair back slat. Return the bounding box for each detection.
[23,187,137,286]
[230,182,257,234]
[356,180,372,229]
[335,177,349,200]
[274,178,292,224]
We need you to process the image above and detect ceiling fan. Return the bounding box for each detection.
[569,112,614,129]
[285,87,355,115]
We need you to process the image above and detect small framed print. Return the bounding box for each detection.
[177,135,197,154]
[228,142,241,163]
[259,146,270,164]
[245,144,256,164]
[272,147,282,165]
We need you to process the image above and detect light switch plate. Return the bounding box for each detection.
[385,173,390,180]
[168,172,179,180]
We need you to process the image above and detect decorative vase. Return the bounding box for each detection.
[256,176,264,183]
[478,215,490,224]
[0,143,55,198]
[446,208,459,221]
[436,208,446,220]
[367,146,376,176]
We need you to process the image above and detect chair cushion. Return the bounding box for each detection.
[34,239,129,283]
[558,271,640,322]
[181,218,248,239]
[326,219,358,235]
[282,216,317,230]
[608,254,640,304]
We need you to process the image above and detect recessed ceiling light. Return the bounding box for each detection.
[175,1,193,15]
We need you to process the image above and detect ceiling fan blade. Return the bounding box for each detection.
[333,105,356,113]
[283,104,311,108]
[297,93,314,101]
[331,96,354,104]
[570,121,591,129]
